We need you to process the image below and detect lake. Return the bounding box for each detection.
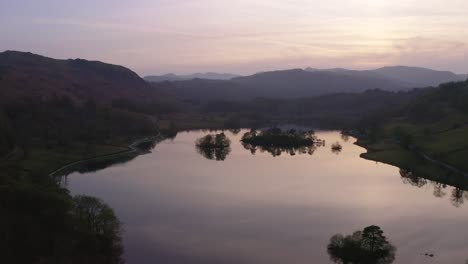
[67,130,468,264]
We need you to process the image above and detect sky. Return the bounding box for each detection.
[1,0,467,76]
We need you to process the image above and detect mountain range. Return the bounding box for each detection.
[1,51,467,105]
[305,66,464,87]
[153,67,466,102]
[144,72,241,82]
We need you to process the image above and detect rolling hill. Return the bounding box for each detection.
[0,50,155,104]
[0,51,178,176]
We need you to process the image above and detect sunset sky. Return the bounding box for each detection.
[1,0,467,75]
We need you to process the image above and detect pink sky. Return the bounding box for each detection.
[1,0,467,75]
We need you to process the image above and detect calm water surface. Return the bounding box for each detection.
[68,130,468,264]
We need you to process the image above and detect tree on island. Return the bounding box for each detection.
[241,128,317,147]
[196,132,231,148]
[331,142,343,154]
[195,133,231,161]
[327,225,396,264]
[240,128,322,157]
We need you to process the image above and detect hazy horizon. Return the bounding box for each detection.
[2,0,467,75]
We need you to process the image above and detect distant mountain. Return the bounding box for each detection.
[372,66,464,87]
[144,72,241,82]
[305,66,465,87]
[0,50,157,104]
[154,68,412,102]
[230,68,411,96]
[459,74,468,80]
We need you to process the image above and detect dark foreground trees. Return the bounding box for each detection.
[0,178,124,264]
[327,225,396,264]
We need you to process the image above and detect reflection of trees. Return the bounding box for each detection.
[399,169,468,208]
[341,132,350,142]
[327,225,396,264]
[451,188,465,208]
[196,145,231,161]
[241,142,318,157]
[400,169,427,187]
[228,128,241,135]
[432,183,447,198]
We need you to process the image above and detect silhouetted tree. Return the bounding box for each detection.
[195,133,231,161]
[327,225,396,264]
[73,195,124,264]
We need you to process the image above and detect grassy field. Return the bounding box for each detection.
[357,116,468,182]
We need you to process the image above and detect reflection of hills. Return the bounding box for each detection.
[75,153,139,174]
[400,169,468,207]
[60,139,159,177]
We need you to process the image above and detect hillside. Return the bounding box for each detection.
[0,50,154,104]
[0,51,180,178]
[359,80,468,176]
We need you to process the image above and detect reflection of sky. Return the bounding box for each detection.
[68,130,468,264]
[2,1,468,75]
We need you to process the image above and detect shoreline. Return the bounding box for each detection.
[49,134,164,177]
[355,137,468,189]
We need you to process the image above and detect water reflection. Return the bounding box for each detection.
[57,139,159,185]
[195,133,232,161]
[341,132,350,143]
[400,169,468,207]
[196,145,231,161]
[67,130,468,264]
[74,153,139,174]
[228,128,241,135]
[241,142,320,157]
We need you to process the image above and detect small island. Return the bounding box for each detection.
[241,128,324,156]
[241,128,317,147]
[195,133,231,160]
[331,142,343,154]
[196,133,231,148]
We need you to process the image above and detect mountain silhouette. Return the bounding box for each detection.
[144,72,240,82]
